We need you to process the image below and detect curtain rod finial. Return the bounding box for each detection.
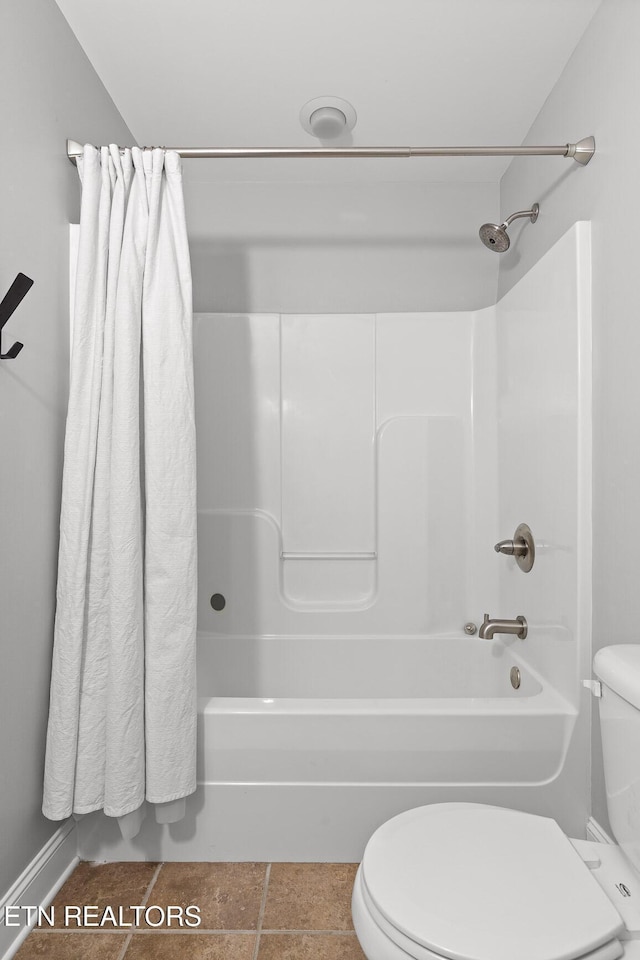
[568,135,596,165]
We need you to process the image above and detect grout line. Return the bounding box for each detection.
[140,863,164,908]
[114,862,163,959]
[251,862,271,960]
[134,861,164,932]
[116,933,133,960]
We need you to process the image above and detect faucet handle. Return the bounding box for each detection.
[493,523,535,573]
[494,538,527,556]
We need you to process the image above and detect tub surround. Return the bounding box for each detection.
[195,307,487,631]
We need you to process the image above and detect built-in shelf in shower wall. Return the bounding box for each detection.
[193,310,482,635]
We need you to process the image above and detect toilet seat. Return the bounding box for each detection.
[353,866,623,960]
[359,803,625,960]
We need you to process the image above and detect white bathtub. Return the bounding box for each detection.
[77,634,579,862]
[192,634,577,860]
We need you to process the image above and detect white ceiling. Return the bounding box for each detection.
[55,0,601,183]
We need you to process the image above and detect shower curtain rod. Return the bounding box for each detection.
[66,136,596,164]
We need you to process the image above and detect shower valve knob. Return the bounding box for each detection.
[493,523,535,573]
[494,539,527,557]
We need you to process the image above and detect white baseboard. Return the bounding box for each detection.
[586,816,615,845]
[0,820,78,960]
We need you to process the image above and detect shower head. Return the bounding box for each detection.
[479,222,511,252]
[479,203,539,252]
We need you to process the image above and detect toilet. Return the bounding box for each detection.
[352,645,640,960]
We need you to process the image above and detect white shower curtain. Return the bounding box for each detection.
[43,145,197,835]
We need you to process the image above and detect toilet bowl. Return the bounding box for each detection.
[352,645,640,960]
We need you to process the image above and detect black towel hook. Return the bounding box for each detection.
[0,273,34,359]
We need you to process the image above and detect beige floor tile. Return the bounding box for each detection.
[258,933,367,959]
[49,861,159,929]
[263,863,358,931]
[13,932,127,959]
[147,862,267,929]
[124,933,256,959]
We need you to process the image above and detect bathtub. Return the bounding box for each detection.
[192,634,578,861]
[77,634,579,862]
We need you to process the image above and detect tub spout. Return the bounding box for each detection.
[478,613,527,640]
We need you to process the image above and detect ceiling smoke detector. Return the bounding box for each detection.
[300,97,357,140]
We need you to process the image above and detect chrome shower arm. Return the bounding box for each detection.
[504,205,539,227]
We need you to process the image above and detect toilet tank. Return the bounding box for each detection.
[594,644,640,872]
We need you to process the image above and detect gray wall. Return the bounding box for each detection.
[498,0,638,830]
[0,0,132,895]
[184,176,500,314]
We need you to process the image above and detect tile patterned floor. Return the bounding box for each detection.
[14,862,366,959]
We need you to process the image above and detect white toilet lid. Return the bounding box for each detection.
[362,803,624,960]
